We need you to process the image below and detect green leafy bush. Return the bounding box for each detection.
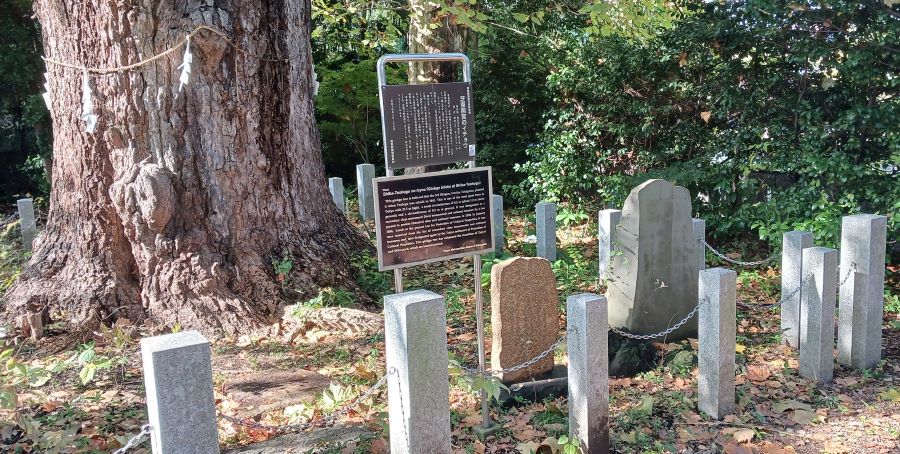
[515,1,899,246]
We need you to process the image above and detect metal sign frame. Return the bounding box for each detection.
[375,53,495,431]
[372,167,495,271]
[376,53,473,173]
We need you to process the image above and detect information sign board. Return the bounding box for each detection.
[380,82,476,169]
[373,167,494,270]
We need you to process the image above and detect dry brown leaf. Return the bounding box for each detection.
[700,111,711,123]
[747,366,771,382]
[516,440,542,454]
[730,428,755,443]
[823,440,850,453]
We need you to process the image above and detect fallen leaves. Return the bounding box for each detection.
[747,365,771,382]
[878,388,900,402]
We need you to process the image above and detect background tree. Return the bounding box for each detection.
[2,0,369,335]
[0,1,52,201]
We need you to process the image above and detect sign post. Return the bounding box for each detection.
[376,53,496,433]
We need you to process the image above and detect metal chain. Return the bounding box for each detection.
[745,263,856,308]
[391,367,410,447]
[112,424,152,454]
[459,328,573,377]
[219,372,390,434]
[700,238,776,267]
[613,263,858,340]
[610,302,704,340]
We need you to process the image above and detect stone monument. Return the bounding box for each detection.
[490,257,559,383]
[606,179,699,341]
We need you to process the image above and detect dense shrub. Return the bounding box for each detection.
[514,1,899,245]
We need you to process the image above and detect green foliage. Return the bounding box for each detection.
[0,1,52,201]
[316,60,405,174]
[68,341,126,386]
[552,246,598,301]
[556,435,581,454]
[448,355,509,403]
[1,215,31,294]
[272,248,294,290]
[515,1,900,246]
[556,205,589,227]
[351,250,392,301]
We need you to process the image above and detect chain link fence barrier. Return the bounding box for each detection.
[610,264,855,340]
[112,424,152,454]
[700,237,777,267]
[456,327,574,378]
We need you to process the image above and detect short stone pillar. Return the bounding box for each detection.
[598,209,622,281]
[692,218,706,271]
[140,331,219,454]
[781,231,813,349]
[698,268,736,420]
[838,214,888,370]
[492,194,504,254]
[384,290,450,454]
[567,293,609,454]
[799,247,837,384]
[356,164,376,220]
[328,177,346,213]
[536,202,557,262]
[16,198,37,251]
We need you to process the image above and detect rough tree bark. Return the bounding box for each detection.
[2,0,369,335]
[405,0,476,174]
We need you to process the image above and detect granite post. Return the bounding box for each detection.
[799,247,837,384]
[492,194,504,254]
[141,331,219,454]
[356,164,376,220]
[567,293,609,454]
[598,209,622,281]
[781,231,813,349]
[698,268,736,419]
[692,218,706,271]
[838,214,888,370]
[384,290,450,454]
[16,198,37,251]
[328,177,346,213]
[536,202,557,262]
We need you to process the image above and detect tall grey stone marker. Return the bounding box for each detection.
[16,198,37,251]
[781,231,813,349]
[607,179,699,340]
[328,177,346,213]
[692,218,706,271]
[492,194,504,254]
[698,268,736,419]
[838,214,887,370]
[356,164,376,220]
[598,209,622,281]
[141,331,219,454]
[384,290,450,454]
[567,293,609,454]
[799,247,837,384]
[536,202,557,261]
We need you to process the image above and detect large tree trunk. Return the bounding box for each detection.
[2,0,369,335]
[405,0,476,174]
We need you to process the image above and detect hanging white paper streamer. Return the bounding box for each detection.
[312,64,319,97]
[41,72,51,109]
[178,35,193,92]
[80,70,98,133]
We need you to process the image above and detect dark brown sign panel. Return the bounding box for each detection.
[380,82,476,169]
[374,167,494,270]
